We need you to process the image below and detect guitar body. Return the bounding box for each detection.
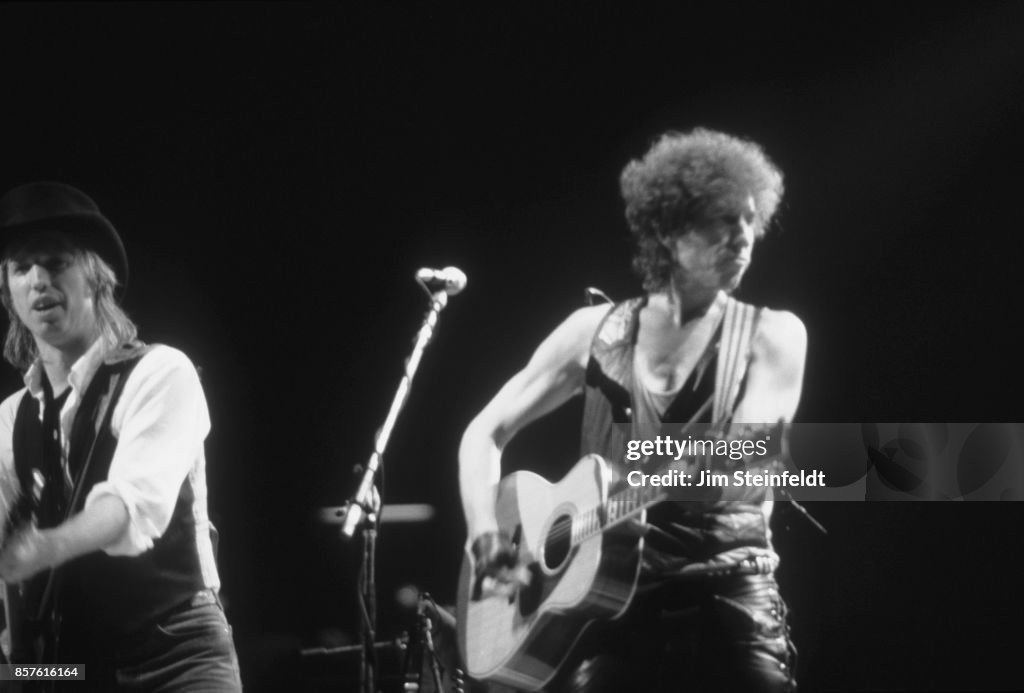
[457,455,642,692]
[1,468,60,682]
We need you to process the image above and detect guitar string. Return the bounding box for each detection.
[547,486,659,547]
[539,442,781,551]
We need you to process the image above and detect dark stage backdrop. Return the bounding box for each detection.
[2,3,1023,691]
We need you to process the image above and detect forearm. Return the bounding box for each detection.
[43,494,131,566]
[0,494,130,583]
[458,420,503,542]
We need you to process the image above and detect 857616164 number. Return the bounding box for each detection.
[1,664,85,680]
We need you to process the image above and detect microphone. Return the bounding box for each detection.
[415,266,467,295]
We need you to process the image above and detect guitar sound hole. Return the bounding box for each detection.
[542,514,573,572]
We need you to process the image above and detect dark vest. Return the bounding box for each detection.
[580,298,771,570]
[12,346,205,636]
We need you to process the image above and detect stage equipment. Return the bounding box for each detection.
[336,266,466,693]
[319,504,437,525]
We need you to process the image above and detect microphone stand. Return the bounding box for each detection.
[339,284,454,693]
[401,593,447,693]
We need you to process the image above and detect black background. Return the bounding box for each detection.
[2,3,1023,691]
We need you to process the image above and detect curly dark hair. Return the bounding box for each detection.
[620,128,784,291]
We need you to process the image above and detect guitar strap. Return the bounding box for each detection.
[712,298,762,426]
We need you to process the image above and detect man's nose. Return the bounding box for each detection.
[28,264,52,288]
[729,220,754,249]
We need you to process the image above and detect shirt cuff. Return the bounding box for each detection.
[83,481,159,556]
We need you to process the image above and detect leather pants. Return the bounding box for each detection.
[543,574,797,693]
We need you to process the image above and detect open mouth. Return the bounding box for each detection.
[32,298,62,311]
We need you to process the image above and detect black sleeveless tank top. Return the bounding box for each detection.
[579,298,775,577]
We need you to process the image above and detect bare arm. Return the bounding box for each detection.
[459,305,609,544]
[732,308,808,426]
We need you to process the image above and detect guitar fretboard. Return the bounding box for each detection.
[567,425,786,549]
[570,483,666,547]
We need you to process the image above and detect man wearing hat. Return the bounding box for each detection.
[0,182,242,690]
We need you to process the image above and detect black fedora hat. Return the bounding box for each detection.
[0,182,129,289]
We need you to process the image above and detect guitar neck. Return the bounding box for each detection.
[0,466,20,549]
[570,482,666,547]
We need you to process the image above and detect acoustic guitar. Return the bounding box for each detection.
[456,428,786,691]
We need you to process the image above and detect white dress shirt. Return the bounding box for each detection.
[0,340,220,588]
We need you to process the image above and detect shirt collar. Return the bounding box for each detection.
[23,338,108,401]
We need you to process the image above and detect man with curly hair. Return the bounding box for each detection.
[0,182,242,690]
[460,128,806,692]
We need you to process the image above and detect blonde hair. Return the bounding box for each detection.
[0,248,137,370]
